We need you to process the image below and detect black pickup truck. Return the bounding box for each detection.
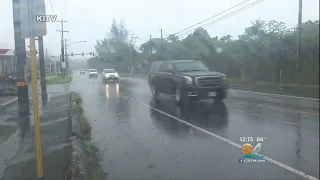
[148,60,228,105]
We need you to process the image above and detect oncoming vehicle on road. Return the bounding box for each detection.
[80,69,86,75]
[88,69,98,78]
[148,60,228,105]
[101,69,119,83]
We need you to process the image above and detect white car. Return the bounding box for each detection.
[80,69,86,75]
[88,69,98,77]
[101,69,119,83]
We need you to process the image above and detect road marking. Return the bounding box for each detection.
[0,97,18,108]
[8,143,69,165]
[0,122,17,127]
[232,89,319,101]
[40,117,69,127]
[137,100,318,180]
[41,105,69,114]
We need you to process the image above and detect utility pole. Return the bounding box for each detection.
[160,29,163,51]
[296,0,302,72]
[56,19,68,77]
[149,34,152,55]
[64,39,68,75]
[38,36,47,103]
[12,0,30,127]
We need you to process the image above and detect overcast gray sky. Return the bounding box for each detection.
[0,0,319,58]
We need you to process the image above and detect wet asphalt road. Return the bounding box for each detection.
[71,72,319,180]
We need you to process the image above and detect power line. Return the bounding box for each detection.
[171,0,252,37]
[177,0,266,38]
[138,0,254,45]
[138,0,266,48]
[48,0,61,31]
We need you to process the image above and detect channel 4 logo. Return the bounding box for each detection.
[36,15,57,22]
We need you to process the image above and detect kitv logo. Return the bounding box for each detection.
[36,15,57,22]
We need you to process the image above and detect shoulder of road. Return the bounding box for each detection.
[0,93,71,180]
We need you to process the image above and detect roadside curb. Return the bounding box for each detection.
[0,97,18,111]
[66,92,87,180]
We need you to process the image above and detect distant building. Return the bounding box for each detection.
[0,49,16,80]
[0,48,30,80]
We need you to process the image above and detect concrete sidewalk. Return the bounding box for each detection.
[1,93,71,180]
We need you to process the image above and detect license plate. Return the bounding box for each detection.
[208,92,216,97]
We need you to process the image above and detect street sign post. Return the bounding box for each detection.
[20,0,47,38]
[16,0,45,178]
[29,37,44,178]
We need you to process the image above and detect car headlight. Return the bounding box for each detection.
[115,74,119,77]
[183,76,193,85]
[221,74,226,80]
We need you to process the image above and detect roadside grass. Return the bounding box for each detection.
[46,76,72,85]
[228,77,319,89]
[1,89,17,96]
[125,73,319,89]
[73,92,108,180]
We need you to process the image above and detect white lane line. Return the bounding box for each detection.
[137,100,319,180]
[232,89,319,101]
[41,105,69,114]
[40,117,69,127]
[0,122,16,127]
[8,143,69,165]
[0,97,18,107]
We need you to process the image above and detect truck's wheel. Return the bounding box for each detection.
[174,88,182,105]
[151,84,159,98]
[175,88,189,106]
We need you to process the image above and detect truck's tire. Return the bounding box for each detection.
[151,84,159,98]
[175,87,190,107]
[174,88,182,105]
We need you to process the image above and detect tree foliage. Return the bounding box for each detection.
[92,19,319,84]
[139,19,319,84]
[93,19,139,72]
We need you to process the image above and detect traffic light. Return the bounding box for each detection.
[82,52,84,56]
[89,52,92,55]
[92,52,95,56]
[71,52,73,56]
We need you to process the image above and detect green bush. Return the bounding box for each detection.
[46,76,72,85]
[80,116,91,137]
